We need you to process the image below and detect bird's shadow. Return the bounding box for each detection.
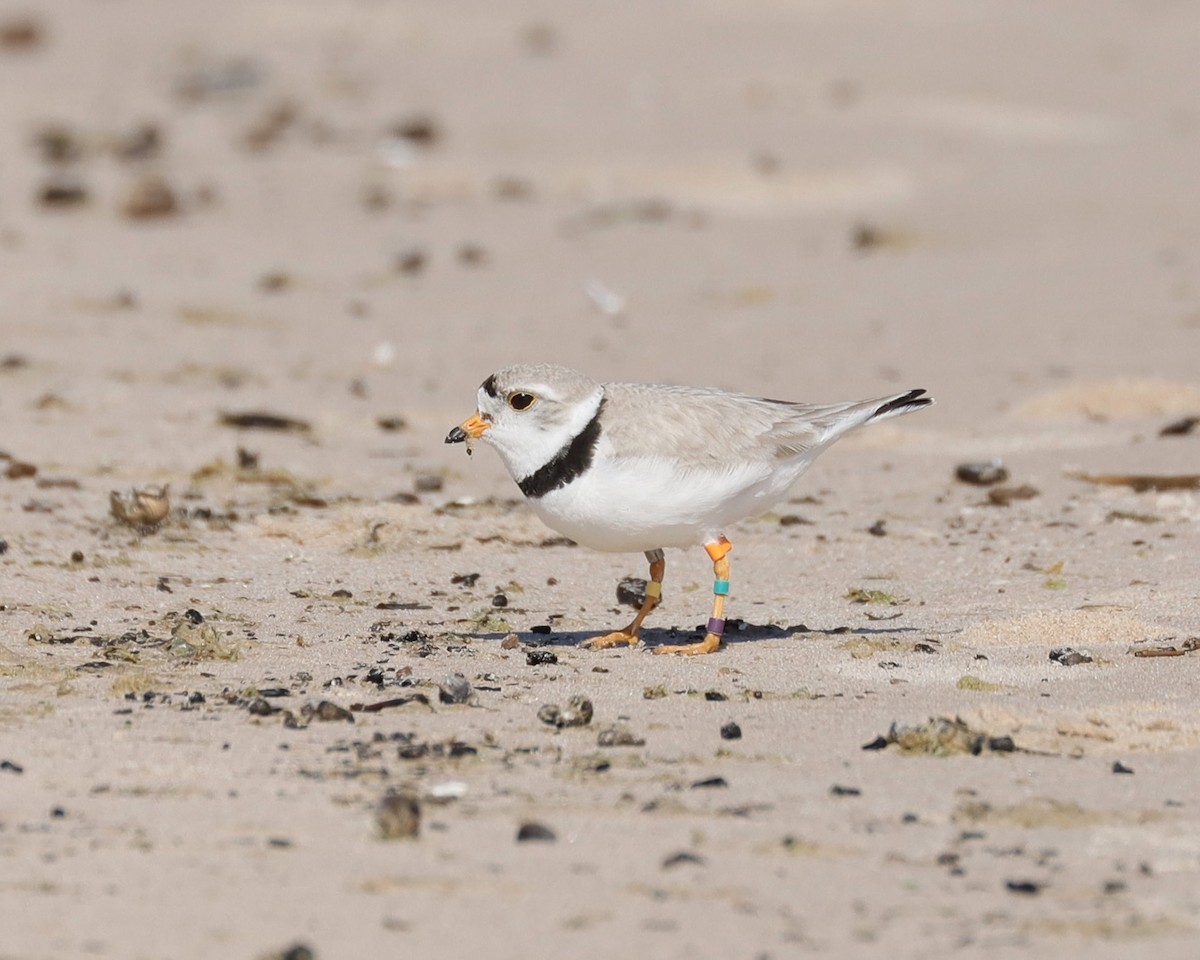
[479,619,919,650]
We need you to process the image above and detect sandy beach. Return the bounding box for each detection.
[2,2,1200,957]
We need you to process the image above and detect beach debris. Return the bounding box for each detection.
[352,693,432,714]
[516,821,556,843]
[438,673,473,704]
[538,695,593,727]
[585,279,626,317]
[0,760,24,774]
[830,784,861,796]
[691,776,728,789]
[0,15,42,49]
[1113,761,1135,775]
[986,484,1040,506]
[428,781,467,801]
[376,791,421,840]
[5,460,37,479]
[376,415,408,432]
[957,675,1004,691]
[37,177,89,208]
[526,649,557,666]
[219,410,312,433]
[167,619,239,660]
[778,513,814,526]
[844,587,902,605]
[1067,470,1200,492]
[662,851,705,869]
[864,716,1018,756]
[867,519,887,536]
[457,243,488,267]
[109,485,170,530]
[1159,415,1198,436]
[956,460,1009,486]
[1005,880,1043,896]
[616,576,648,609]
[1131,645,1187,657]
[121,175,179,219]
[242,100,298,151]
[720,721,742,740]
[596,727,644,747]
[1049,647,1094,666]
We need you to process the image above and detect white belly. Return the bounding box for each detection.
[527,453,814,552]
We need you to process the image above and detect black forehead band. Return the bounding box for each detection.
[481,374,500,398]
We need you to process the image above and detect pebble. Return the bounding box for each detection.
[1112,761,1134,775]
[596,727,645,747]
[516,821,556,843]
[376,792,421,840]
[955,460,1009,486]
[526,649,557,666]
[538,695,593,727]
[438,673,472,704]
[719,721,742,740]
[1050,646,1094,666]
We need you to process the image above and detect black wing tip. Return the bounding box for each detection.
[873,389,933,419]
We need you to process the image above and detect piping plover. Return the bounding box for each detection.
[446,364,932,655]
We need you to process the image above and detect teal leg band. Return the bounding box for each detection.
[713,579,730,596]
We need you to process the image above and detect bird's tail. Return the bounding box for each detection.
[867,388,934,423]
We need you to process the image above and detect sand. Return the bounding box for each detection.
[2,1,1200,957]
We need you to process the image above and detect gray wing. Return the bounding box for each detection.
[599,382,926,468]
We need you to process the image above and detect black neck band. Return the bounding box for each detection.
[518,399,605,499]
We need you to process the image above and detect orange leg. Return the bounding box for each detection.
[582,549,665,649]
[655,537,730,656]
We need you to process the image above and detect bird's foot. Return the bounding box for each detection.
[653,632,723,656]
[580,629,640,650]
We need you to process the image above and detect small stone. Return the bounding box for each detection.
[38,177,89,208]
[491,593,508,608]
[704,690,727,702]
[121,175,179,219]
[719,721,742,741]
[559,694,593,727]
[1005,880,1042,895]
[526,649,557,666]
[376,791,421,840]
[987,736,1016,752]
[308,700,353,722]
[516,821,556,843]
[536,703,561,726]
[867,519,887,537]
[1112,760,1134,775]
[987,484,1040,506]
[955,460,1009,486]
[1049,646,1093,666]
[184,609,204,624]
[661,851,705,868]
[616,577,648,609]
[438,673,472,704]
[597,727,645,747]
[501,633,520,650]
[691,776,728,789]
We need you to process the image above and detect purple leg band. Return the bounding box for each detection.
[706,617,726,636]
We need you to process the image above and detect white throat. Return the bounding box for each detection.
[489,386,604,482]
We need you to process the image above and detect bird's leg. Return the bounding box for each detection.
[655,537,730,655]
[581,549,665,649]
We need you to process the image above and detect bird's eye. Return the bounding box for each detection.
[507,392,536,411]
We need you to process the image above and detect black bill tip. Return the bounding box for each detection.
[445,426,467,444]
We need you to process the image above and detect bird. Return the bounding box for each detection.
[446,363,932,655]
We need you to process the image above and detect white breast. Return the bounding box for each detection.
[527,445,818,552]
